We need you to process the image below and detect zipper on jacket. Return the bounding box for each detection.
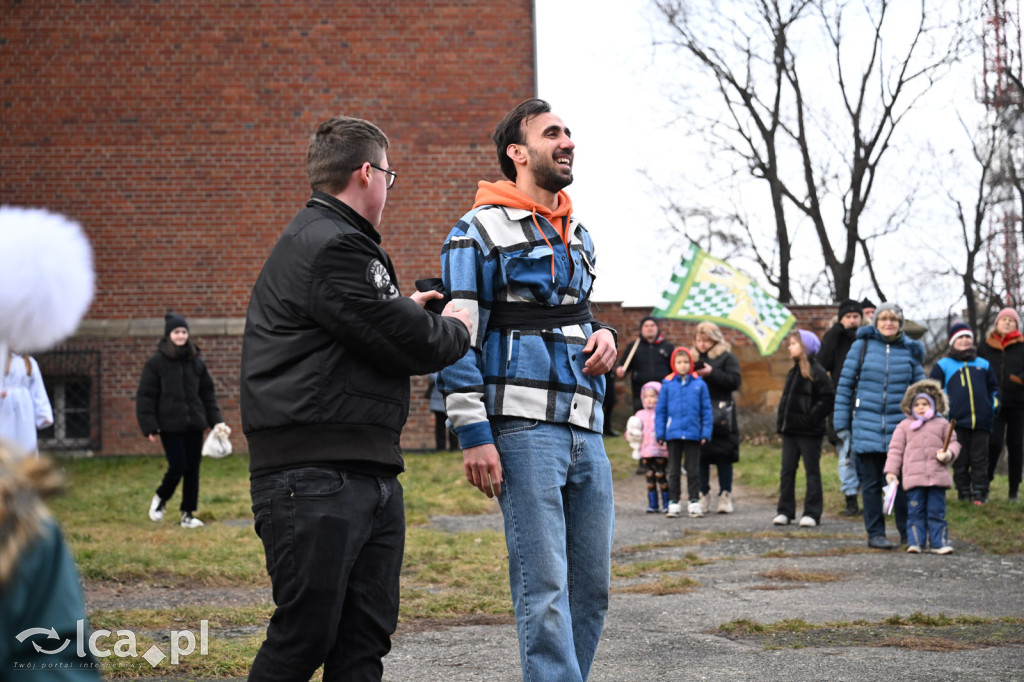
[960,363,977,428]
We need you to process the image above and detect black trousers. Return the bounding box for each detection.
[156,431,203,513]
[777,435,823,522]
[667,439,702,504]
[249,467,404,681]
[988,405,1024,497]
[953,427,990,495]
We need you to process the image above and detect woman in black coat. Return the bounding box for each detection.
[693,322,742,513]
[136,313,223,528]
[978,307,1024,501]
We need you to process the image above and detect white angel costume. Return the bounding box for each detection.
[0,353,54,456]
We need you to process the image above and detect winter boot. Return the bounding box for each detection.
[646,490,660,513]
[661,489,670,512]
[841,494,860,516]
[957,488,971,502]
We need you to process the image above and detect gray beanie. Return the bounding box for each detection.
[873,302,904,329]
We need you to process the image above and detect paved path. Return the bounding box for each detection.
[385,473,1024,681]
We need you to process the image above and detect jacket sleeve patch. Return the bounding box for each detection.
[366,259,399,300]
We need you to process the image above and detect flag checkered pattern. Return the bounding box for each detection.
[652,241,795,356]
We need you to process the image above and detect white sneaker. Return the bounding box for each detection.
[907,545,922,553]
[687,501,704,518]
[180,512,204,528]
[718,490,734,514]
[148,495,165,522]
[699,492,710,514]
[666,502,681,518]
[932,545,953,555]
[798,516,816,528]
[772,514,790,525]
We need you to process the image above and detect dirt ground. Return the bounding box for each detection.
[87,471,1024,681]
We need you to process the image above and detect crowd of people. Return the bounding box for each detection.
[618,297,1021,560]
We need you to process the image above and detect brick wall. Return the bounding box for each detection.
[1,1,535,454]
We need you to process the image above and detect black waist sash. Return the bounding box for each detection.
[487,301,593,331]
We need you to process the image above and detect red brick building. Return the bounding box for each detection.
[2,2,834,455]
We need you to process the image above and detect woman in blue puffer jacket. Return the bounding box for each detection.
[833,303,925,550]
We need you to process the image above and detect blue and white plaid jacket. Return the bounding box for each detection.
[438,189,610,449]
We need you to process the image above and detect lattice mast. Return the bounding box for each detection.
[982,0,1024,307]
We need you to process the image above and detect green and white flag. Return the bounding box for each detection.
[652,240,796,356]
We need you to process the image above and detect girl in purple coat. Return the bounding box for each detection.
[884,380,961,554]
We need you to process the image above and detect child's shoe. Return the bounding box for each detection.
[772,514,790,525]
[181,512,204,528]
[148,495,166,522]
[698,492,710,514]
[646,491,659,513]
[798,515,816,528]
[661,490,671,511]
[718,490,734,513]
[666,502,681,518]
[907,545,922,553]
[932,545,953,554]
[687,501,704,518]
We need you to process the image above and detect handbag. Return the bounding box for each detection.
[711,399,735,438]
[201,423,233,458]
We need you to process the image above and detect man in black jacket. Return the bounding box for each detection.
[240,116,471,681]
[819,298,863,516]
[616,316,675,412]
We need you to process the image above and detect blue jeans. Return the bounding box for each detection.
[248,467,404,681]
[836,431,860,496]
[492,417,615,682]
[906,486,949,549]
[858,452,907,542]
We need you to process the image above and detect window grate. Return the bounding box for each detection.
[36,350,101,451]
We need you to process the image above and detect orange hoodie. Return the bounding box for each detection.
[473,180,574,281]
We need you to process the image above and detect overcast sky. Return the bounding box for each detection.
[534,1,989,317]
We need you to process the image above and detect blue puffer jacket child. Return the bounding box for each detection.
[656,347,713,443]
[833,323,925,455]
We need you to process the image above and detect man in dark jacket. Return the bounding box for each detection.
[819,298,863,516]
[240,116,471,681]
[616,316,675,412]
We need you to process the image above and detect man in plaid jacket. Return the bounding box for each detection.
[438,98,617,682]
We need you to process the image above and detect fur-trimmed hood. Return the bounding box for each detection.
[900,379,948,416]
[0,447,62,588]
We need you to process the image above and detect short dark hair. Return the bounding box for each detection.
[307,116,389,194]
[492,98,552,181]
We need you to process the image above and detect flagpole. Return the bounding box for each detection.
[620,336,640,372]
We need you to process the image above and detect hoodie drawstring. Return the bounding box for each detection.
[529,209,572,284]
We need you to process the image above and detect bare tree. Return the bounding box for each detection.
[651,0,970,302]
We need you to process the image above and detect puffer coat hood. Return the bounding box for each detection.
[900,379,948,416]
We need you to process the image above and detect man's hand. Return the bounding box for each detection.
[582,328,617,376]
[148,433,159,444]
[410,289,442,307]
[463,444,502,498]
[442,301,473,336]
[615,366,626,379]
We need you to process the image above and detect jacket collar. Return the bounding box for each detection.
[307,191,382,245]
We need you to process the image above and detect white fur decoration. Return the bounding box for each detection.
[0,206,95,351]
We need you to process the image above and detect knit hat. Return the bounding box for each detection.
[837,299,862,318]
[641,381,662,396]
[861,298,877,311]
[909,392,936,430]
[996,307,1021,328]
[798,329,821,356]
[874,302,904,329]
[164,313,189,337]
[948,321,973,345]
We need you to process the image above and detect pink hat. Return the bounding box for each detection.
[996,307,1021,328]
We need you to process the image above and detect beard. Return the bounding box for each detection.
[527,147,573,193]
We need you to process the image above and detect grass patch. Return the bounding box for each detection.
[756,567,844,583]
[611,553,708,578]
[731,444,1024,554]
[714,614,1024,651]
[613,575,700,595]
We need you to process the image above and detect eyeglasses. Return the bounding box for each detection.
[352,162,397,189]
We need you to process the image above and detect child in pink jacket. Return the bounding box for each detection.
[884,379,961,554]
[627,381,670,513]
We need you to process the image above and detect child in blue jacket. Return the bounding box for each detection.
[929,322,1000,504]
[656,346,713,518]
